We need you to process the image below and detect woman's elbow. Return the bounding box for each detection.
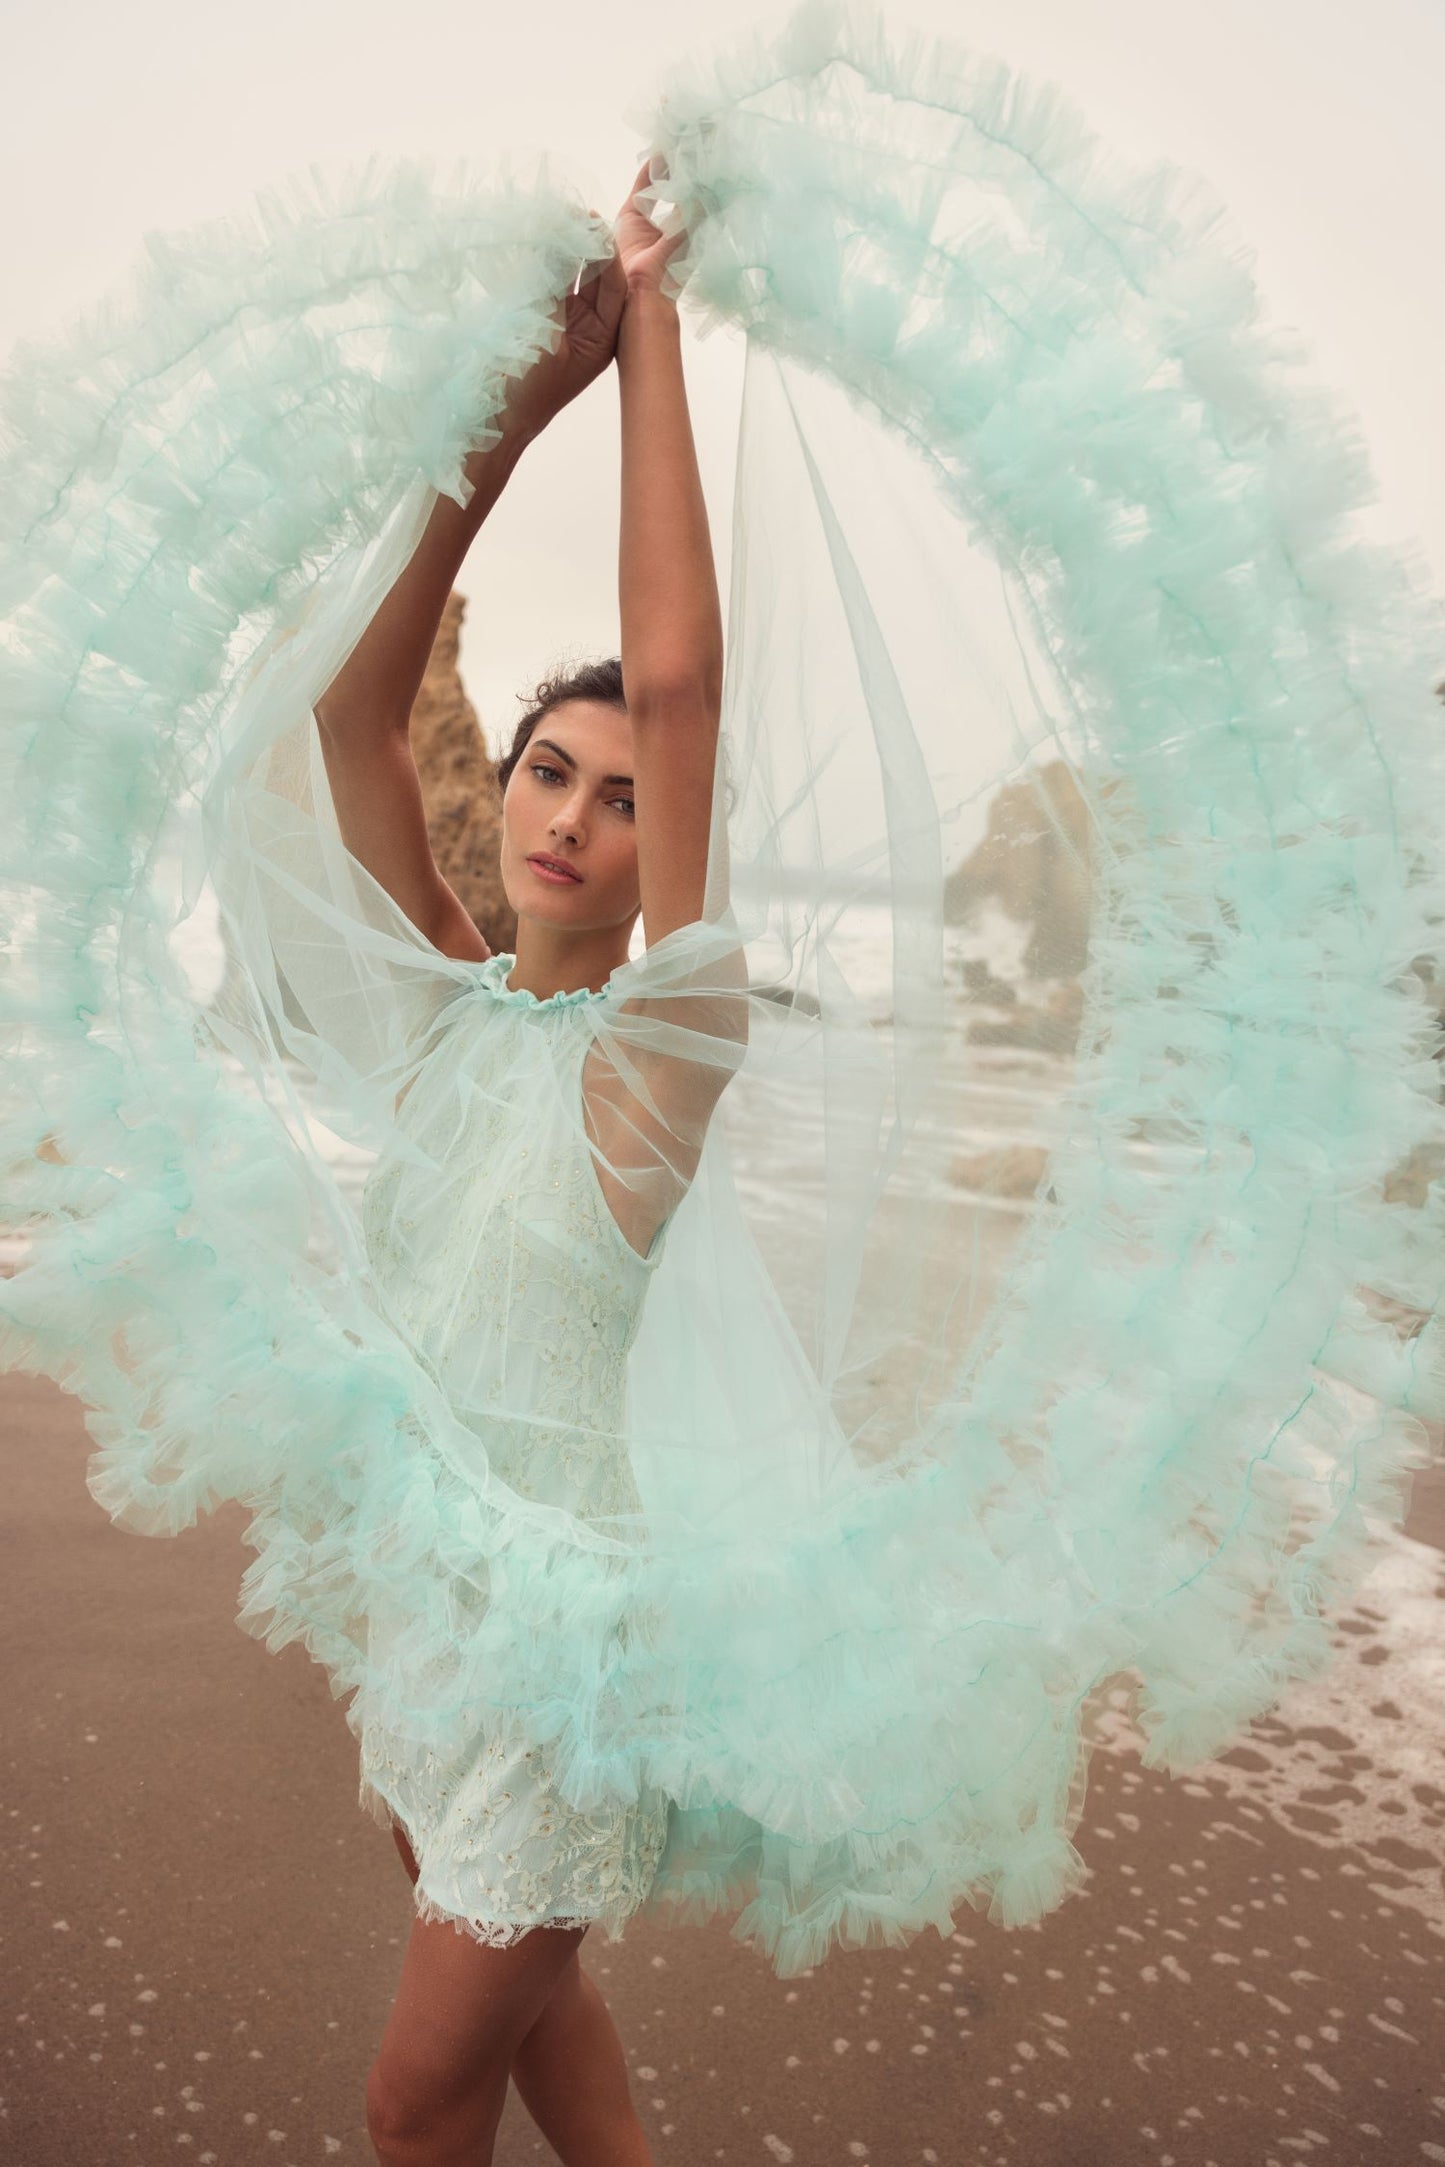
[625,663,723,722]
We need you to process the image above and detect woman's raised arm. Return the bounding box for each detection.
[312,428,529,960]
[313,244,627,959]
[581,168,741,1261]
[615,163,725,947]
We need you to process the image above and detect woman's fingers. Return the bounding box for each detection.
[611,151,687,297]
[568,249,627,361]
[625,154,670,214]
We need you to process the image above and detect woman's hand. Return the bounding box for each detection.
[614,156,689,299]
[495,236,628,444]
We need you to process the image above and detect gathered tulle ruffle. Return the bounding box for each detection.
[2,0,1443,1980]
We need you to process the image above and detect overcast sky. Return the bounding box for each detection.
[5,0,1442,746]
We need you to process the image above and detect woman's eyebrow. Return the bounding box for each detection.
[531,736,633,788]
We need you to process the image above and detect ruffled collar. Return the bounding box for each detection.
[472,951,617,1010]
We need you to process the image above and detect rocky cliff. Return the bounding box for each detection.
[942,757,1104,1057]
[410,590,516,954]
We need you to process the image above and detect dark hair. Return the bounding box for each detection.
[494,653,736,817]
[495,656,627,796]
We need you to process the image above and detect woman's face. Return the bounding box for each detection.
[499,699,640,934]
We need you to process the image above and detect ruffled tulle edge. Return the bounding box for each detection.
[355,1716,1091,1976]
[2,0,1443,1981]
[640,0,1445,1724]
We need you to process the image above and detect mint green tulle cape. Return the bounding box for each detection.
[3,1,1444,1975]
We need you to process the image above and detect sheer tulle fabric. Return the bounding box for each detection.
[3,1,1444,1974]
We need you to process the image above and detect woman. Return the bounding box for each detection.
[5,22,1438,2165]
[313,161,719,2167]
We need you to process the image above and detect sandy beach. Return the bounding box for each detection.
[2,1363,1442,2167]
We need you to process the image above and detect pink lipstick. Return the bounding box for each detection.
[527,854,583,885]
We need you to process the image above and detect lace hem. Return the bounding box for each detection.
[412,1888,611,1949]
[358,1774,651,1950]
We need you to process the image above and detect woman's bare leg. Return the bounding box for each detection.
[367,1825,587,2167]
[509,1949,654,2165]
[379,1820,654,2158]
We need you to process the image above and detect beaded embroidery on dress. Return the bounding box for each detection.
[357,955,674,1942]
[360,955,668,1522]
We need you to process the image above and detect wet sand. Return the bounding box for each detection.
[2,1365,1442,2167]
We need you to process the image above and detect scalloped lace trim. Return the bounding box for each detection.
[358,1773,661,1949]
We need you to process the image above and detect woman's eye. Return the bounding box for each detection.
[529,763,631,816]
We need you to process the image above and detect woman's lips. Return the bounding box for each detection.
[527,855,583,885]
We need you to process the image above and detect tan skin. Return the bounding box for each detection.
[315,164,724,2165]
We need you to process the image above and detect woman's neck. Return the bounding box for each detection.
[504,924,635,1001]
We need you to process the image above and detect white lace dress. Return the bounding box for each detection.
[354,951,674,1947]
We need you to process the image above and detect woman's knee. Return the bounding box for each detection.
[364,2051,420,2152]
[364,2044,504,2159]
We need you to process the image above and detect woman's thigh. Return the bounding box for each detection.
[369,1901,588,2137]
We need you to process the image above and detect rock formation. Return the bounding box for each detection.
[410,590,516,954]
[942,757,1107,1057]
[943,758,1097,982]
